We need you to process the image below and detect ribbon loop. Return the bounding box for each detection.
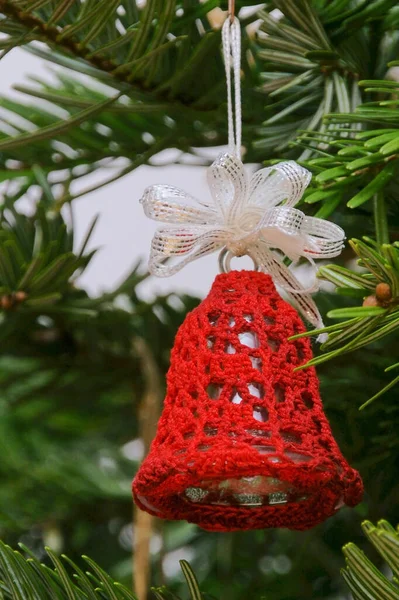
[141,153,346,332]
[222,17,241,158]
[139,13,345,336]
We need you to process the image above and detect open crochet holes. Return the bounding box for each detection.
[246,428,271,438]
[255,445,280,460]
[204,425,218,436]
[207,383,222,400]
[238,330,259,349]
[263,315,275,326]
[250,356,262,370]
[274,383,286,403]
[262,294,278,311]
[285,451,311,463]
[190,279,315,485]
[281,430,302,445]
[206,310,264,391]
[250,439,310,464]
[207,336,215,349]
[135,272,364,524]
[248,382,264,398]
[225,342,236,354]
[301,391,314,409]
[286,342,304,365]
[230,387,242,404]
[198,444,211,452]
[279,432,311,463]
[267,337,280,352]
[253,406,268,422]
[319,439,332,452]
[296,343,306,362]
[312,418,323,434]
[208,312,220,326]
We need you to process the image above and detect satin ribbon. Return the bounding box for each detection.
[139,16,345,335]
[140,153,345,332]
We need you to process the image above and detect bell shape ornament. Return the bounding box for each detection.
[133,271,363,531]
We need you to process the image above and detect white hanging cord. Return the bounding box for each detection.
[140,0,347,338]
[222,14,242,159]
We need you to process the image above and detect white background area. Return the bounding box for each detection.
[1,42,318,303]
[0,47,226,300]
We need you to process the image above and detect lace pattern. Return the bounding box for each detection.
[133,271,363,532]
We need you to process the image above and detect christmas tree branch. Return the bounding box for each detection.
[373,190,390,246]
[1,520,399,599]
[55,133,174,207]
[0,540,210,600]
[0,0,120,80]
[0,0,244,203]
[0,0,223,111]
[342,520,399,599]
[291,237,399,404]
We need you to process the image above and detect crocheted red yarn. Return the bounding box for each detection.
[133,271,363,532]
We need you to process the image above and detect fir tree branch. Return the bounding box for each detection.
[0,0,118,74]
[373,190,390,245]
[0,0,222,112]
[342,520,399,599]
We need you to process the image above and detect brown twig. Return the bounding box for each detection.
[132,337,163,600]
[0,0,220,113]
[229,0,235,22]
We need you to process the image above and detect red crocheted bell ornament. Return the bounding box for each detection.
[133,270,363,532]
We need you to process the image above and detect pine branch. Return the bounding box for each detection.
[291,239,399,405]
[3,519,399,600]
[0,0,120,80]
[298,78,399,228]
[255,0,399,158]
[0,539,138,598]
[0,202,95,310]
[0,0,224,109]
[0,1,259,200]
[342,520,399,599]
[0,540,206,599]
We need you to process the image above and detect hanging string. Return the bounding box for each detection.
[222,15,241,159]
[140,2,347,338]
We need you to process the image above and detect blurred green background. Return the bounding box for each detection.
[1,1,399,599]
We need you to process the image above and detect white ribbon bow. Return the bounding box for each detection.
[139,17,345,335]
[140,152,345,331]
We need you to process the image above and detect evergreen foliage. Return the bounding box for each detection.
[0,1,398,599]
[1,520,399,598]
